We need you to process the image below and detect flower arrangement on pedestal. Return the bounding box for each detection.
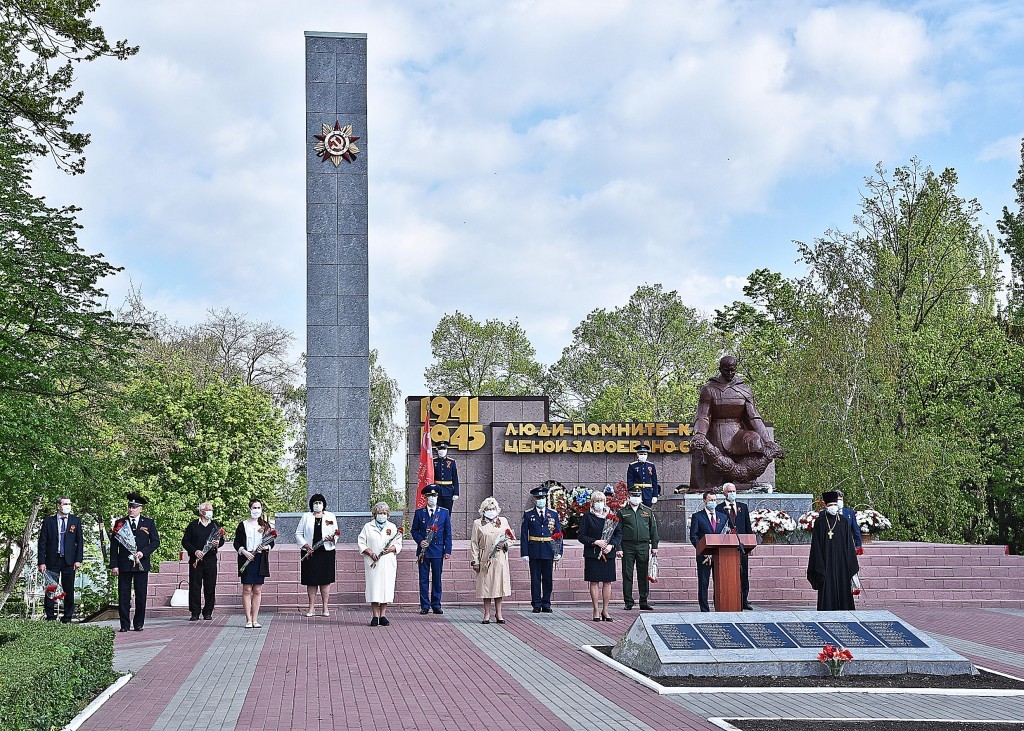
[750,508,797,539]
[855,508,892,535]
[797,510,818,532]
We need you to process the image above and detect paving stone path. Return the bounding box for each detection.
[79,604,1024,731]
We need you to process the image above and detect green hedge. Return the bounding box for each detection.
[0,619,115,731]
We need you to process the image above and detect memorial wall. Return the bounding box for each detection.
[404,396,777,539]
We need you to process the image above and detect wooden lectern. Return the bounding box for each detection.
[697,533,758,612]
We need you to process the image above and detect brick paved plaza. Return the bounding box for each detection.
[80,596,1024,730]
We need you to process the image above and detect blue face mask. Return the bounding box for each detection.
[725,492,736,502]
[536,500,546,510]
[375,514,388,525]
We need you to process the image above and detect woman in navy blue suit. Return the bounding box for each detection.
[577,493,622,622]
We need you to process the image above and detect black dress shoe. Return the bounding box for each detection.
[496,619,505,624]
[420,609,430,614]
[541,607,553,613]
[202,615,213,620]
[532,608,541,613]
[189,615,199,622]
[743,603,754,610]
[133,627,144,632]
[119,628,129,633]
[623,604,634,610]
[432,608,444,615]
[639,603,654,610]
[481,620,490,624]
[379,616,390,626]
[602,616,613,622]
[369,617,379,627]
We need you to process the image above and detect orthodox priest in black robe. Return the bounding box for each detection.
[806,490,859,611]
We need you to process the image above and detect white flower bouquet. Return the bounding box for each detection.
[750,508,797,535]
[856,508,892,534]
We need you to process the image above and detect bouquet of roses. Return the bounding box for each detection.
[193,527,227,568]
[302,528,340,561]
[598,513,619,561]
[551,531,564,560]
[112,521,142,569]
[41,569,65,601]
[238,529,277,575]
[484,526,516,571]
[371,526,403,569]
[818,644,853,677]
[855,508,892,534]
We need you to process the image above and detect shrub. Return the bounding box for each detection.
[0,619,115,731]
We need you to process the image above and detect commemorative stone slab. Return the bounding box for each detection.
[611,609,976,678]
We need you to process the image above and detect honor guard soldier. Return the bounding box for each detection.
[433,441,460,513]
[411,484,452,614]
[617,486,659,610]
[520,485,562,613]
[627,444,661,507]
[110,492,161,632]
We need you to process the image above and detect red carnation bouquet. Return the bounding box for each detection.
[418,523,440,564]
[238,529,277,575]
[598,514,619,561]
[371,526,403,569]
[193,527,227,568]
[302,528,340,561]
[41,569,65,601]
[484,527,516,571]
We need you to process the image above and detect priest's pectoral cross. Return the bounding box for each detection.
[827,528,834,539]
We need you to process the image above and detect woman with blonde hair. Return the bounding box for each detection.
[357,502,403,626]
[469,497,513,624]
[578,492,621,622]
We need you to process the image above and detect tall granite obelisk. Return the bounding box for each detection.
[301,31,370,542]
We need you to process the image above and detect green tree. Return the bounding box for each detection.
[370,349,402,508]
[424,311,545,395]
[550,284,720,421]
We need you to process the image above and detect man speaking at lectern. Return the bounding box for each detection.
[689,491,728,612]
[717,483,754,610]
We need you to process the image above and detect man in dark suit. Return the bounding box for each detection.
[689,490,728,612]
[432,441,460,513]
[835,489,864,554]
[37,496,85,622]
[410,484,452,614]
[717,482,754,609]
[520,485,563,613]
[110,492,160,632]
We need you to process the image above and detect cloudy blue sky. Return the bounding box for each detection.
[33,0,1024,407]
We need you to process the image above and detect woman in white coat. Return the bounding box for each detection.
[357,502,402,626]
[294,493,339,617]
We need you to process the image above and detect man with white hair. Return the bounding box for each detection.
[716,483,754,610]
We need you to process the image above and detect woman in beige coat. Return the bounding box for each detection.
[469,497,513,624]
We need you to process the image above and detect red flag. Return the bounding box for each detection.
[415,410,434,510]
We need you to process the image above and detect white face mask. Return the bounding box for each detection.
[250,508,262,519]
[203,510,213,520]
[312,502,324,513]
[426,496,438,508]
[60,504,72,515]
[628,496,642,507]
[638,454,648,462]
[483,509,498,520]
[826,505,839,516]
[437,449,447,458]
[535,499,546,510]
[592,502,607,514]
[837,499,844,509]
[375,514,388,525]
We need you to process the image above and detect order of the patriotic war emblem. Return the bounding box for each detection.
[314,121,360,165]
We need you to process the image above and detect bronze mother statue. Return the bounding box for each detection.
[689,356,783,491]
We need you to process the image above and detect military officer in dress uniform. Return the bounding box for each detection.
[717,482,754,609]
[835,489,863,554]
[617,486,659,610]
[411,484,453,614]
[626,444,660,507]
[110,492,161,632]
[520,485,562,613]
[433,441,460,513]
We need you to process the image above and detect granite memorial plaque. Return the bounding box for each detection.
[695,623,752,649]
[863,621,928,649]
[652,624,710,651]
[778,621,837,648]
[820,621,886,648]
[737,622,797,649]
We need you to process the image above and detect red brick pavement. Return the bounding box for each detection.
[234,608,574,731]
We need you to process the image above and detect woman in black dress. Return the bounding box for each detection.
[294,493,339,617]
[578,493,622,622]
